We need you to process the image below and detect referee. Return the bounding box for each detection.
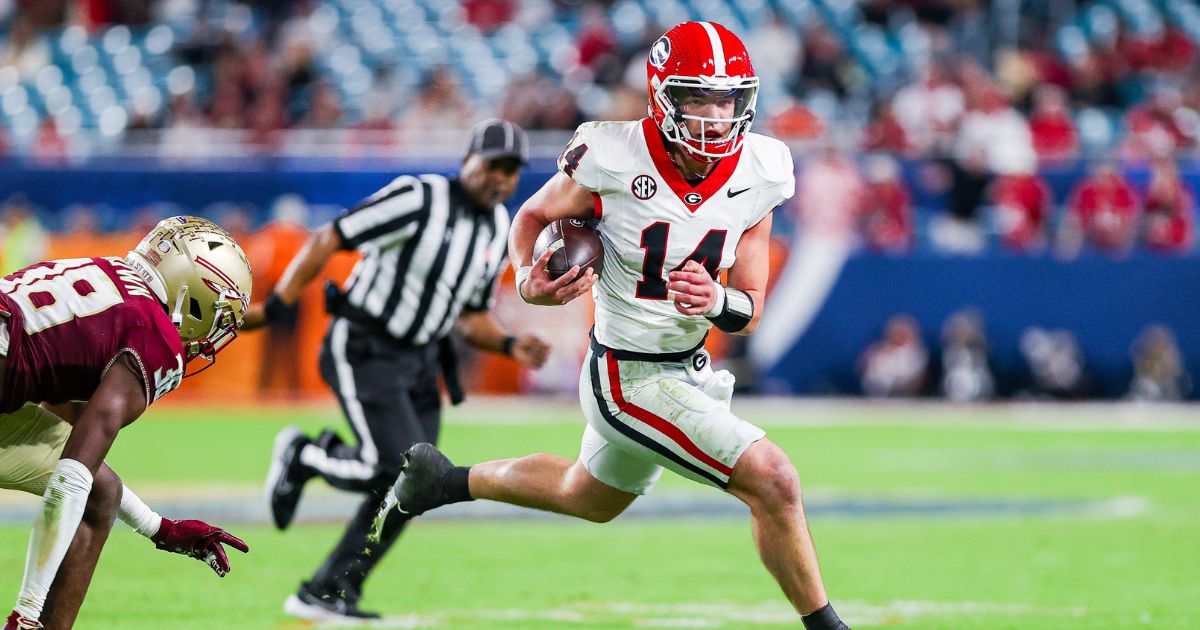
[242,119,550,622]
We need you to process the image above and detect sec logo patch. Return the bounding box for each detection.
[632,175,657,200]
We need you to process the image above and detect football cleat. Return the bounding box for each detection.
[391,443,456,517]
[265,426,314,530]
[369,487,399,543]
[283,583,380,624]
[4,611,42,630]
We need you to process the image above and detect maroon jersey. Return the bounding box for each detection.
[0,257,184,414]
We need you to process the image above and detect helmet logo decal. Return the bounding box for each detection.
[203,278,249,310]
[649,36,671,70]
[195,255,242,294]
[632,175,658,200]
[684,192,703,205]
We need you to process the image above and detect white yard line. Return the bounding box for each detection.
[293,599,1093,628]
[0,487,1150,525]
[438,397,1200,431]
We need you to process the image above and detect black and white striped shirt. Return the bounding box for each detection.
[331,173,510,346]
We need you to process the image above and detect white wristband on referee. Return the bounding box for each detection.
[515,265,533,303]
[705,282,727,317]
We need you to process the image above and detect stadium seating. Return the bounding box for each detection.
[0,0,1197,154]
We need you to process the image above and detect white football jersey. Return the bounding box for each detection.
[558,118,794,353]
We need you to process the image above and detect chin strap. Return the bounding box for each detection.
[170,287,187,331]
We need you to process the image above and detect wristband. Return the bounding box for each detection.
[501,335,517,357]
[118,485,164,538]
[264,293,290,323]
[705,286,754,333]
[515,266,533,303]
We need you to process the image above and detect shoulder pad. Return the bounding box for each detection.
[557,121,642,194]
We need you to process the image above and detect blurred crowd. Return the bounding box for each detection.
[2,1,1199,256]
[2,0,1200,156]
[858,311,1191,402]
[786,148,1196,257]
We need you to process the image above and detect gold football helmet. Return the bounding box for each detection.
[127,216,253,371]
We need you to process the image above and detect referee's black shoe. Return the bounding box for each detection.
[392,443,456,516]
[266,426,314,530]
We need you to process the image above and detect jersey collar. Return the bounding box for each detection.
[123,252,168,304]
[640,117,742,213]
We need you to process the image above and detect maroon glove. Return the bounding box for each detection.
[5,610,43,629]
[151,518,250,577]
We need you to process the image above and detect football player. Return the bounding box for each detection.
[1,217,253,629]
[380,22,851,630]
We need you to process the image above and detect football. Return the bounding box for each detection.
[533,218,605,280]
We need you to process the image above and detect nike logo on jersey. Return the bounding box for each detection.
[727,187,751,198]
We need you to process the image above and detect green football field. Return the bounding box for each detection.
[1,399,1198,629]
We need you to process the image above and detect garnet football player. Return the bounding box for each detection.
[379,22,851,630]
[1,217,252,630]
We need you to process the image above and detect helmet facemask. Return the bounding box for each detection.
[171,285,244,376]
[652,75,758,161]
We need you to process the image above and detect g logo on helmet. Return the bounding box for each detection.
[649,36,671,70]
[569,219,586,227]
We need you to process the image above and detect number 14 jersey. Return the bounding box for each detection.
[0,257,185,414]
[559,118,794,353]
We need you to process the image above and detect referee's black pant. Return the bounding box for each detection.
[303,317,443,602]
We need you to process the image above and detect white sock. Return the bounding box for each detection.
[117,485,162,538]
[14,458,93,621]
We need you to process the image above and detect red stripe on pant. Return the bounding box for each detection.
[605,353,733,477]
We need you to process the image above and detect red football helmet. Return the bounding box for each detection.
[647,21,759,161]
